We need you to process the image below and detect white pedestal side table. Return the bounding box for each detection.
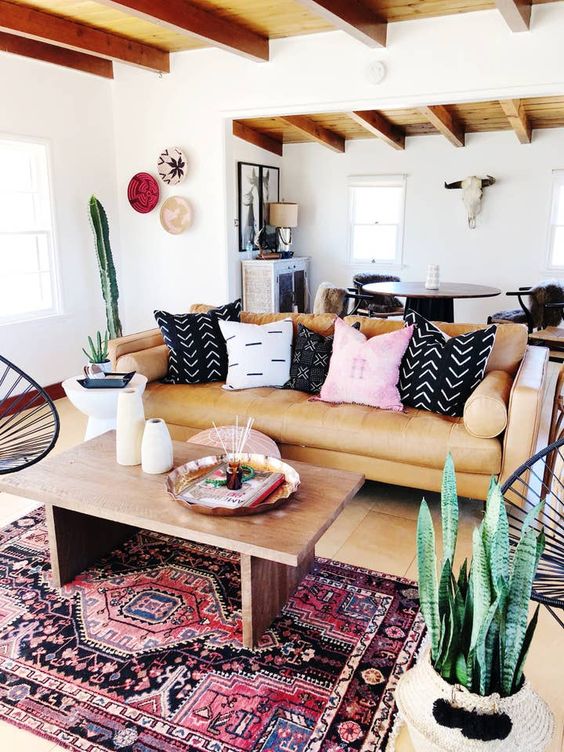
[62,374,148,440]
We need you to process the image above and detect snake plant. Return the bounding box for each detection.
[82,330,109,364]
[417,455,544,697]
[89,196,122,339]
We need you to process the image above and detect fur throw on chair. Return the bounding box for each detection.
[529,280,564,328]
[352,272,402,311]
[313,282,347,316]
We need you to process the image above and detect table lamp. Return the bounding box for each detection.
[268,202,298,257]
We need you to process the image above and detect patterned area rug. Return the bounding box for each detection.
[0,509,425,751]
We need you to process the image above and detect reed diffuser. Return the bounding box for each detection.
[212,417,255,490]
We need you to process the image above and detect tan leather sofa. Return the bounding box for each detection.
[109,308,548,500]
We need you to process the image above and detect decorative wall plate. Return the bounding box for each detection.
[157,146,187,185]
[160,196,192,235]
[127,172,159,213]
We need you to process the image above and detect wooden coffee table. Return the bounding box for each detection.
[0,432,364,648]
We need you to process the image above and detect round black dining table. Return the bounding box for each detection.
[361,281,501,323]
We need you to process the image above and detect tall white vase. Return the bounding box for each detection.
[425,264,440,290]
[141,418,174,474]
[116,388,145,466]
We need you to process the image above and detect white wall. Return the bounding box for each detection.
[0,54,119,386]
[111,1,564,329]
[283,128,564,322]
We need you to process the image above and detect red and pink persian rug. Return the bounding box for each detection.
[0,509,425,751]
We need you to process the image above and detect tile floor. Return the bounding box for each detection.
[0,386,562,751]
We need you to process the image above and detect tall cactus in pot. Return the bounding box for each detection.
[89,195,122,339]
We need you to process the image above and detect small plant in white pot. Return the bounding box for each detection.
[82,331,112,374]
[395,456,554,752]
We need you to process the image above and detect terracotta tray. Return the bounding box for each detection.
[166,453,300,517]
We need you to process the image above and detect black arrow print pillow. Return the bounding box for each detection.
[155,299,241,384]
[398,310,496,417]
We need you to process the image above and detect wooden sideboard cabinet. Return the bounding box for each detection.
[242,257,311,313]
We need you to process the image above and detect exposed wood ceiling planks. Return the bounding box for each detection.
[419,105,465,147]
[95,0,270,61]
[0,28,114,75]
[292,0,387,47]
[278,115,346,152]
[232,121,283,156]
[0,0,169,71]
[0,0,559,76]
[233,95,564,152]
[348,110,405,149]
[499,99,532,143]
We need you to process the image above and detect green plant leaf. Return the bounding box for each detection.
[455,652,469,688]
[491,497,509,595]
[89,196,122,339]
[513,604,540,693]
[470,527,492,651]
[502,528,538,695]
[441,454,458,564]
[417,498,440,660]
[482,480,503,559]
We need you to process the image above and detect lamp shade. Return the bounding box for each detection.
[268,202,298,228]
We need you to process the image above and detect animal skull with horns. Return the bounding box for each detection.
[444,175,496,229]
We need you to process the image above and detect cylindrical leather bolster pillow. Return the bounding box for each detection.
[463,370,513,438]
[116,345,169,383]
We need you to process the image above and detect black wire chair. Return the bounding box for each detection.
[501,437,564,628]
[0,354,60,474]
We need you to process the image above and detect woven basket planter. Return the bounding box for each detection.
[395,649,554,752]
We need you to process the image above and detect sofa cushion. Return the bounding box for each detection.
[463,370,512,438]
[399,310,497,417]
[219,318,293,390]
[285,323,334,394]
[143,381,502,476]
[319,317,413,409]
[155,299,241,384]
[344,315,527,377]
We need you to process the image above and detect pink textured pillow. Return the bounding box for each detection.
[319,318,414,410]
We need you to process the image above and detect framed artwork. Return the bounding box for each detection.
[238,162,280,252]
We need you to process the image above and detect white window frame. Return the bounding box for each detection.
[347,174,407,269]
[546,169,564,272]
[0,133,61,326]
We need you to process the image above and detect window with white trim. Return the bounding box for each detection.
[548,171,564,269]
[348,175,406,266]
[0,137,59,323]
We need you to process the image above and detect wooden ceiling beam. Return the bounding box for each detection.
[499,99,532,143]
[278,115,345,153]
[0,0,168,72]
[97,0,269,62]
[348,110,405,150]
[233,121,283,157]
[293,0,386,47]
[419,105,465,147]
[494,0,532,31]
[0,30,113,77]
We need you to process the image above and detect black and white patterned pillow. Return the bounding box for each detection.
[154,299,241,384]
[399,310,496,417]
[285,324,334,394]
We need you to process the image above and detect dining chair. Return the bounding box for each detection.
[347,273,405,318]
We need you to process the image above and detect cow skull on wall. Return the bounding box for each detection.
[444,175,496,229]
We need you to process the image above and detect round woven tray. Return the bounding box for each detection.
[166,453,300,517]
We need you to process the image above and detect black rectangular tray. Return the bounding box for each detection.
[77,371,135,389]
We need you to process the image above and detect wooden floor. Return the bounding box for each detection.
[0,371,562,752]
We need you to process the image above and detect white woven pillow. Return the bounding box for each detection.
[218,319,293,390]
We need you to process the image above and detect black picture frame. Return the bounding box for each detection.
[237,162,280,252]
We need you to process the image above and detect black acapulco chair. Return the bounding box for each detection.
[0,354,60,475]
[501,436,564,628]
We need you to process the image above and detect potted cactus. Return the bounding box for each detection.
[395,456,553,751]
[82,330,112,374]
[89,195,122,340]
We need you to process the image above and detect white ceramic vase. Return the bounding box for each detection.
[116,388,145,466]
[141,418,173,474]
[395,649,554,752]
[425,264,440,290]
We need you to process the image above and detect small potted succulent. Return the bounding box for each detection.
[82,330,112,374]
[395,456,553,751]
